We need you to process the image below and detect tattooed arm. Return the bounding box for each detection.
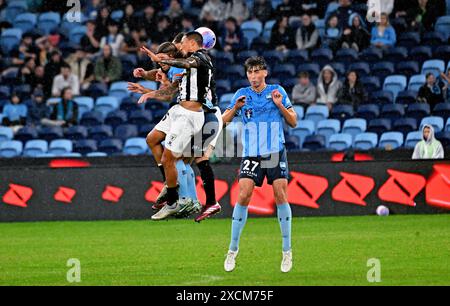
[159,56,200,69]
[137,81,179,104]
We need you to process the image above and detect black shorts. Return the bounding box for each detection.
[239,148,289,187]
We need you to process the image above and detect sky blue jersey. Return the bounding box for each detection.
[228,84,292,157]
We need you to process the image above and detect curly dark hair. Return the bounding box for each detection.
[244,56,268,72]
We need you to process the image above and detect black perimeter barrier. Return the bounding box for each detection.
[0,149,449,222]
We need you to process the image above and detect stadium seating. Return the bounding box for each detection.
[303,135,326,151]
[23,140,48,157]
[317,119,341,146]
[421,59,446,77]
[114,124,138,141]
[0,126,13,142]
[38,127,64,142]
[381,104,406,120]
[405,131,423,148]
[89,125,114,141]
[305,105,329,127]
[95,96,120,117]
[74,140,97,155]
[330,105,354,123]
[0,140,23,158]
[291,120,315,148]
[436,131,450,147]
[342,119,367,140]
[383,75,407,99]
[379,132,404,150]
[0,28,22,54]
[80,111,104,127]
[98,139,123,155]
[356,104,380,121]
[14,13,37,32]
[368,119,392,136]
[407,103,431,121]
[354,133,378,151]
[49,140,73,156]
[65,126,88,141]
[393,118,418,137]
[15,126,38,143]
[123,138,148,155]
[37,12,61,34]
[420,116,445,132]
[433,103,450,121]
[328,134,353,151]
[74,97,95,118]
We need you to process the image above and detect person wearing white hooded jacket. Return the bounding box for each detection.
[412,124,445,160]
[316,65,342,110]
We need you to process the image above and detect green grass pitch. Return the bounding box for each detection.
[0,214,449,286]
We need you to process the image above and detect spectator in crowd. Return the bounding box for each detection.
[80,20,101,56]
[1,93,27,131]
[152,15,175,45]
[417,73,445,110]
[316,65,342,109]
[99,20,125,57]
[139,5,157,38]
[200,0,226,22]
[412,124,444,159]
[440,70,450,102]
[16,33,39,64]
[370,13,397,48]
[45,87,79,128]
[52,63,80,97]
[44,50,67,97]
[30,65,46,91]
[298,0,321,17]
[275,0,300,17]
[336,70,367,108]
[270,16,296,52]
[166,0,184,21]
[253,0,273,23]
[17,57,36,85]
[95,5,112,38]
[94,45,123,86]
[221,17,246,53]
[292,72,317,108]
[121,29,147,54]
[406,0,442,32]
[323,15,342,51]
[27,88,50,127]
[340,14,370,52]
[296,14,320,51]
[66,47,95,93]
[225,0,250,25]
[121,4,140,35]
[335,0,355,29]
[181,15,195,33]
[85,0,103,19]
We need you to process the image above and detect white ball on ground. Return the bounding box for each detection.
[376,205,390,216]
[195,27,217,50]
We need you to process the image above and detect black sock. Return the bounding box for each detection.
[158,164,166,182]
[167,186,179,206]
[197,160,216,206]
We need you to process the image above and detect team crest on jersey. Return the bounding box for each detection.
[244,108,253,119]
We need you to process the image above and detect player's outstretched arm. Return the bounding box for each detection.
[137,81,179,104]
[159,57,200,69]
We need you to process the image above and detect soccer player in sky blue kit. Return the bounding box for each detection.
[222,56,298,273]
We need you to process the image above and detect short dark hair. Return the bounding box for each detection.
[61,63,71,70]
[172,32,186,44]
[244,56,268,72]
[184,31,204,47]
[426,72,435,79]
[298,71,310,79]
[157,42,178,57]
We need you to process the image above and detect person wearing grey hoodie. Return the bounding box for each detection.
[316,65,342,109]
[412,124,444,160]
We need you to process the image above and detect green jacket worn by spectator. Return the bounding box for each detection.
[94,56,122,83]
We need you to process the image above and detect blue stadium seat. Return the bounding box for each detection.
[85,83,108,99]
[356,104,380,121]
[286,50,309,63]
[80,111,104,127]
[293,105,304,120]
[291,120,315,147]
[23,140,48,157]
[379,132,404,149]
[406,103,431,121]
[381,104,406,120]
[360,48,383,63]
[0,28,22,54]
[105,110,128,128]
[1,68,19,86]
[236,50,259,65]
[49,139,73,156]
[0,85,10,100]
[73,96,94,118]
[263,19,276,40]
[38,126,64,142]
[36,153,56,158]
[433,103,450,121]
[89,125,113,141]
[114,124,138,141]
[368,119,392,136]
[305,105,329,126]
[311,48,334,66]
[138,124,156,138]
[410,46,433,64]
[383,75,407,99]
[350,62,372,77]
[14,13,37,32]
[213,52,234,66]
[241,20,263,46]
[297,63,321,79]
[303,135,326,151]
[317,119,341,146]
[395,90,418,105]
[360,76,381,93]
[354,133,378,151]
[371,91,394,105]
[69,25,86,45]
[98,139,123,155]
[109,82,130,101]
[87,152,108,157]
[0,126,14,142]
[372,62,395,80]
[398,32,421,49]
[0,1,27,23]
[421,59,446,78]
[111,10,124,21]
[330,104,354,123]
[393,118,418,137]
[65,126,88,141]
[335,48,359,65]
[314,19,326,37]
[342,118,367,140]
[95,96,120,117]
[272,64,296,79]
[216,80,232,97]
[14,126,38,143]
[435,132,450,148]
[328,133,353,151]
[329,62,346,76]
[446,118,450,132]
[433,45,450,63]
[120,54,138,79]
[232,79,250,91]
[0,140,23,158]
[422,31,446,48]
[37,12,61,35]
[123,138,148,155]
[405,131,423,148]
[128,110,153,126]
[74,139,97,155]
[385,47,408,62]
[285,135,300,151]
[396,61,420,78]
[420,116,444,132]
[262,50,284,66]
[408,74,426,91]
[225,65,246,79]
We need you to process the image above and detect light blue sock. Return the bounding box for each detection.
[229,204,248,252]
[176,160,189,198]
[277,203,292,252]
[185,164,198,201]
